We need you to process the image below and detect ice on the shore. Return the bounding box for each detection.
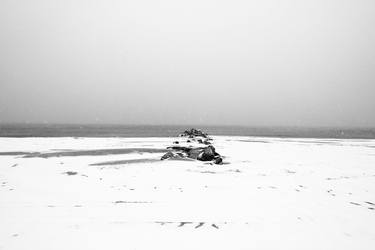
[0,136,375,250]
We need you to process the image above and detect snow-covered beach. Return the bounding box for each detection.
[1,136,375,250]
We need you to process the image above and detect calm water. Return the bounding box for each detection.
[0,124,374,139]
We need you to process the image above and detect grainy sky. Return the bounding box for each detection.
[0,0,374,126]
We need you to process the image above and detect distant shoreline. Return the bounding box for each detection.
[1,124,374,139]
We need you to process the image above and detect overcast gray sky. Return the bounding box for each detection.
[0,0,374,126]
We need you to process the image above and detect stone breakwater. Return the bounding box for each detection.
[161,128,224,164]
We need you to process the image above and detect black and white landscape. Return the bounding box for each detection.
[1,0,375,249]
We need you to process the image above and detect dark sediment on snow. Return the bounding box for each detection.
[23,148,168,158]
[91,158,161,166]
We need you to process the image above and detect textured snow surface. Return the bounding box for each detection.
[0,136,375,250]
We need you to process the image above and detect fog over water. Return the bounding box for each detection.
[1,0,374,127]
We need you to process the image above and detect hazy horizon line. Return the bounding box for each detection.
[1,122,374,130]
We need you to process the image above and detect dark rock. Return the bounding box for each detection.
[214,157,223,164]
[187,148,203,159]
[173,141,179,144]
[161,151,174,160]
[196,146,216,161]
[161,151,188,160]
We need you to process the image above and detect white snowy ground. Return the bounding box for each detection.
[0,136,375,250]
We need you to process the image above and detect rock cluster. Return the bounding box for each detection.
[179,128,208,138]
[161,129,223,164]
[179,128,212,145]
